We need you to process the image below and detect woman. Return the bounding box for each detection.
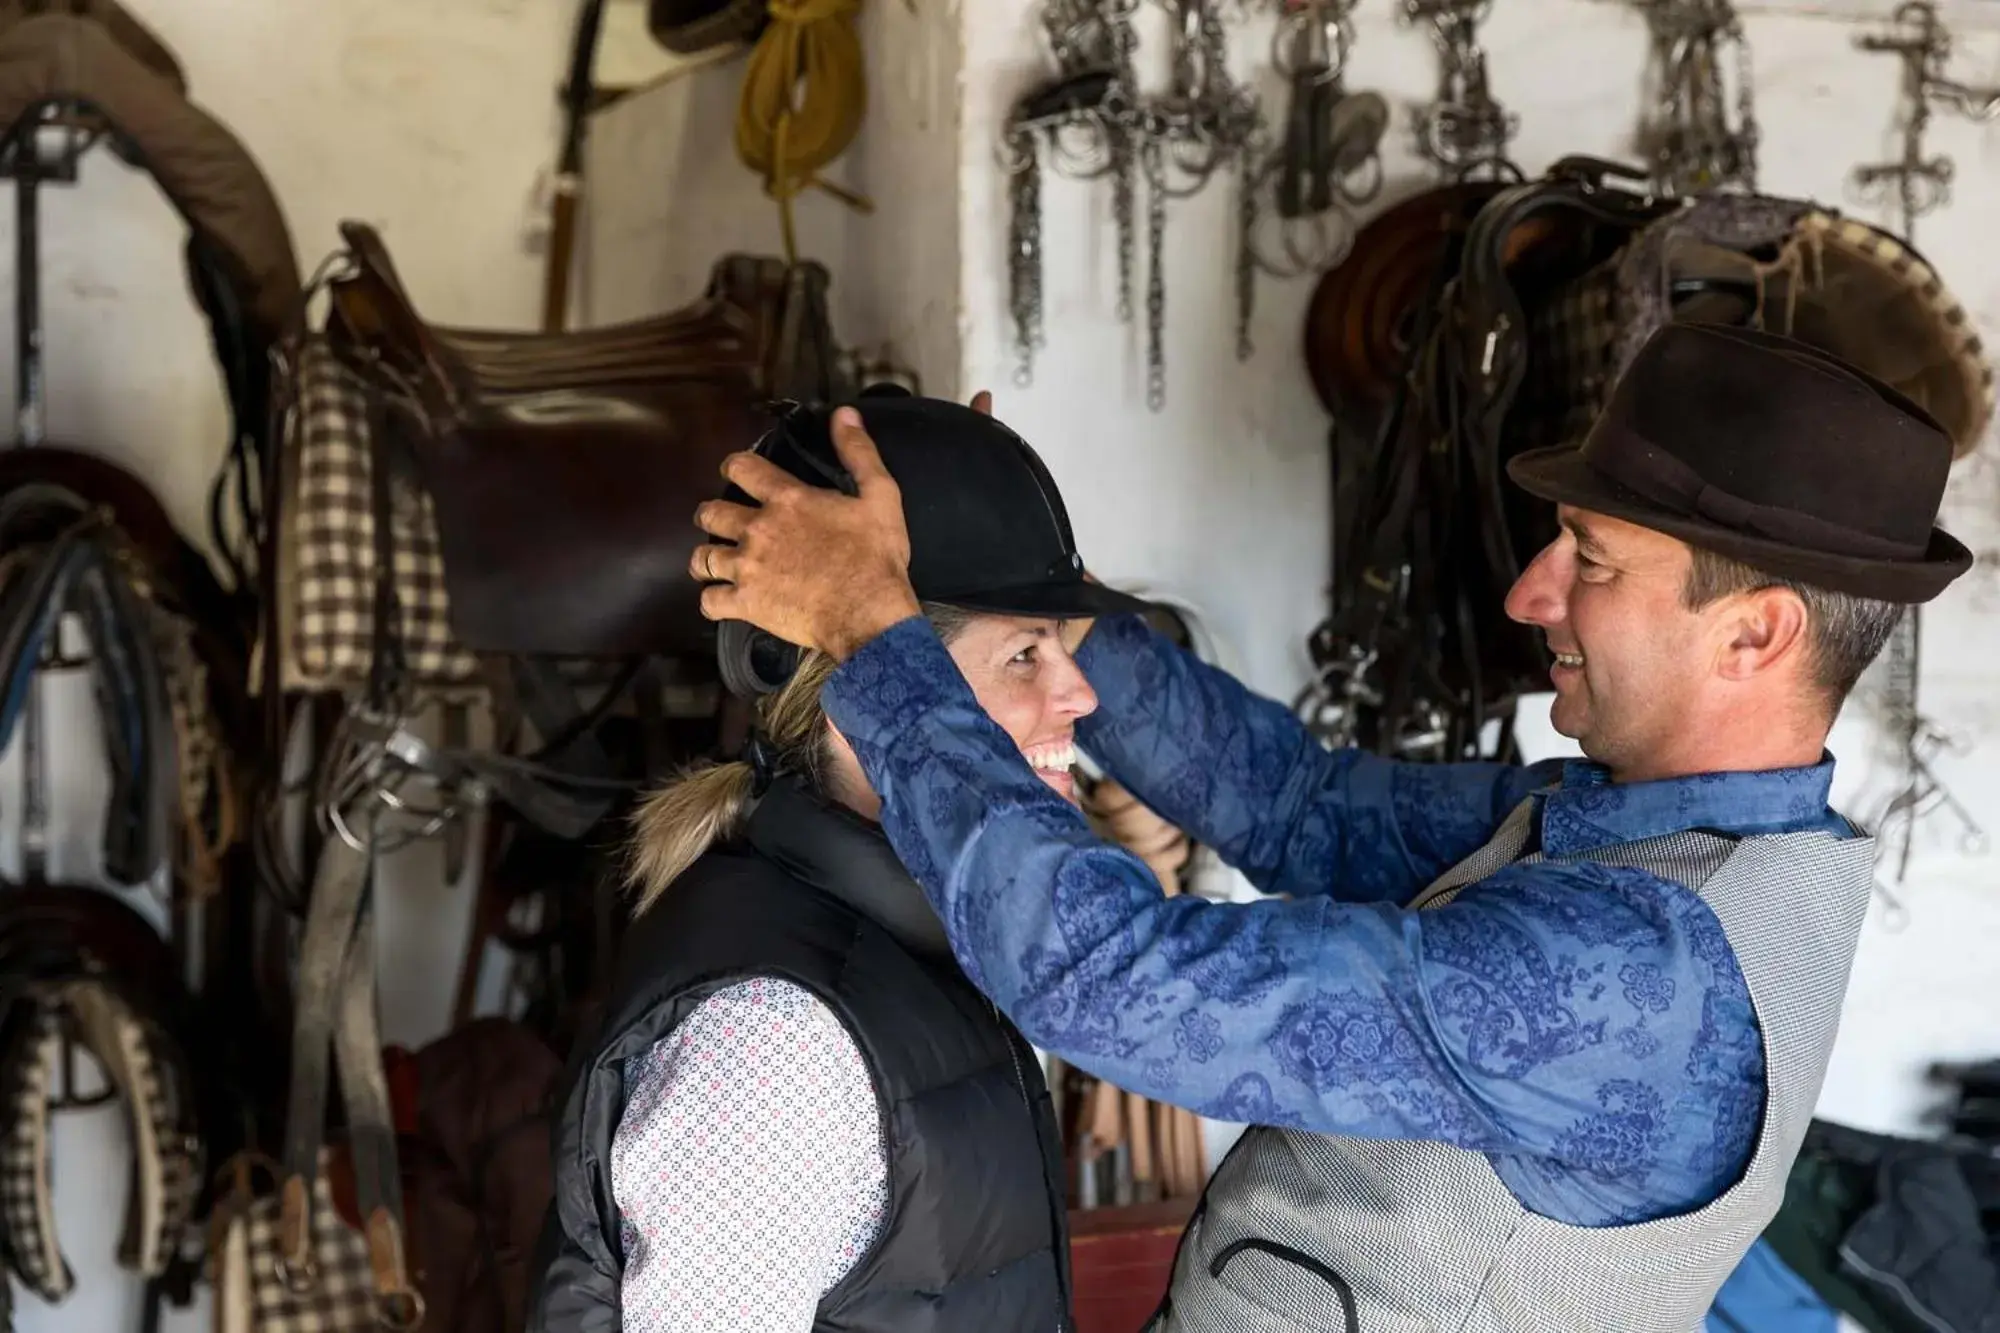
[528,391,1159,1332]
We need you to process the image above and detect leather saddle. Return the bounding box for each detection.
[0,444,249,721]
[320,219,843,664]
[1302,180,1505,428]
[0,11,299,351]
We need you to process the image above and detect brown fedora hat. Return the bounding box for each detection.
[1507,321,1973,603]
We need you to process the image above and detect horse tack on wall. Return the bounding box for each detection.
[1004,0,1393,411]
[0,891,210,1320]
[1843,0,2000,880]
[268,224,851,767]
[0,6,303,602]
[0,8,310,1331]
[249,210,872,1326]
[1296,158,1994,767]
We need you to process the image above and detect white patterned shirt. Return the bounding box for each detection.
[611,976,889,1331]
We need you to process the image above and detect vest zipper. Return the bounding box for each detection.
[994,1002,1031,1101]
[991,1002,1074,1333]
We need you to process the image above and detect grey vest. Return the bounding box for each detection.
[1156,797,1874,1332]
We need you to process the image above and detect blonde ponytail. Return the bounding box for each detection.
[625,604,977,917]
[625,649,841,915]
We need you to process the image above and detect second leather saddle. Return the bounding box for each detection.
[318,220,846,665]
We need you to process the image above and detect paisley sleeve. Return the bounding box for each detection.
[1069,612,1559,901]
[820,619,1758,1224]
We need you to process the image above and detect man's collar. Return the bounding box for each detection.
[1535,752,1843,858]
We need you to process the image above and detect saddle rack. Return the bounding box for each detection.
[0,99,148,1114]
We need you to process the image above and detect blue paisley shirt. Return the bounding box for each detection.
[819,612,1856,1228]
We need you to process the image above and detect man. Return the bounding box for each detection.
[688,321,1971,1330]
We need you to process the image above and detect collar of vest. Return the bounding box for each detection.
[744,776,953,961]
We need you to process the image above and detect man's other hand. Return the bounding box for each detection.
[690,407,922,661]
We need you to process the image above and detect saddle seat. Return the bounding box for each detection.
[316,219,832,665]
[429,257,812,381]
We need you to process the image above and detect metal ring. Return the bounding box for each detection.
[325,799,374,854]
[1047,118,1118,179]
[376,1287,427,1332]
[1338,151,1384,206]
[1287,209,1354,274]
[273,1244,320,1295]
[996,126,1038,176]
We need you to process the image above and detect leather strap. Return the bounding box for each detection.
[0,498,176,887]
[352,326,629,841]
[1305,160,1674,763]
[276,829,423,1330]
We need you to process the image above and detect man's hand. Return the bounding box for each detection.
[690,406,922,661]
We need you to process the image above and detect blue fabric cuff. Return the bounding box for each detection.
[821,614,972,755]
[1073,611,1152,679]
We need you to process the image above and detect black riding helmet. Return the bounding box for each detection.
[712,386,1157,697]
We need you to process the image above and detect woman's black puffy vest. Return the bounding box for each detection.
[528,777,1074,1332]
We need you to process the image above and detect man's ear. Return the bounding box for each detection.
[1715,586,1811,683]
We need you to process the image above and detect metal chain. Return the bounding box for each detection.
[1004,0,1268,410]
[1403,0,1517,177]
[1633,0,1759,193]
[1043,0,1117,72]
[1733,19,1758,180]
[1114,127,1136,322]
[1236,136,1258,361]
[1006,128,1044,388]
[1850,0,1998,881]
[1144,134,1168,411]
[1853,0,2000,233]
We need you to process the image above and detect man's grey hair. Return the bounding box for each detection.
[1681,546,1903,715]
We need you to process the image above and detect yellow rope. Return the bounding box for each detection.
[735,0,874,263]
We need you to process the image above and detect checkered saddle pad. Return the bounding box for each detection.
[272,336,481,693]
[209,1150,383,1333]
